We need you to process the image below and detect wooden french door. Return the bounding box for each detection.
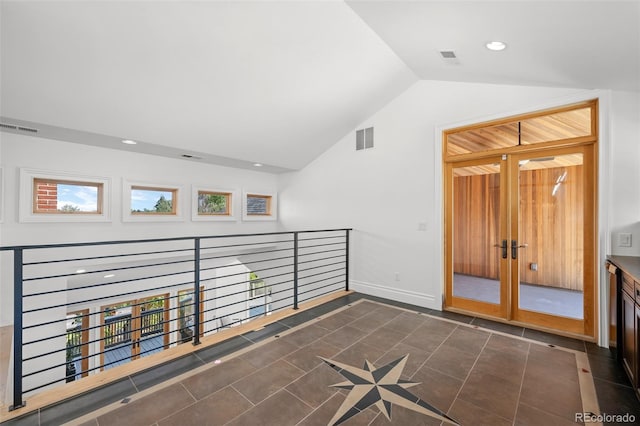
[446,145,596,337]
[444,100,598,338]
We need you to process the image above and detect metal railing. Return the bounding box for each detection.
[1,228,351,410]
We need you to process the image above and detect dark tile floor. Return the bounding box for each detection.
[2,293,639,426]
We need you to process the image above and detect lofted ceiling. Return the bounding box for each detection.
[1,1,638,172]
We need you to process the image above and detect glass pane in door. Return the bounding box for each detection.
[103,301,133,370]
[178,290,196,344]
[452,163,502,304]
[139,296,165,357]
[517,154,584,319]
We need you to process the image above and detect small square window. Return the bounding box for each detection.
[197,191,231,216]
[130,186,177,215]
[191,186,238,221]
[242,191,277,221]
[246,195,271,215]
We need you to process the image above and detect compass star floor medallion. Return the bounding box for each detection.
[320,355,459,425]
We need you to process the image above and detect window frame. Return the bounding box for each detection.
[191,186,239,222]
[32,178,104,215]
[242,190,277,221]
[19,168,111,223]
[0,167,4,223]
[123,180,183,222]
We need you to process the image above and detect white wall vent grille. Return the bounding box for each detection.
[356,127,374,151]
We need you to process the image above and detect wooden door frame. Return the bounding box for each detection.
[443,100,598,339]
[508,144,597,337]
[444,155,509,319]
[66,309,90,378]
[177,287,204,344]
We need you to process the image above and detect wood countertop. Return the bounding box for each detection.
[608,255,640,282]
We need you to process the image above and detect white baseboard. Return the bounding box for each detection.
[349,280,441,311]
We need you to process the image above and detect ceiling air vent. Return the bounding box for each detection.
[0,123,17,130]
[356,127,374,151]
[439,50,457,59]
[0,122,38,133]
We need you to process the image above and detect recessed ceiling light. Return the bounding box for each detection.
[104,274,116,278]
[75,269,86,274]
[486,41,507,51]
[253,163,263,167]
[122,139,137,145]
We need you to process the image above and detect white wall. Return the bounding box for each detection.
[608,90,640,256]
[0,133,280,326]
[278,80,637,316]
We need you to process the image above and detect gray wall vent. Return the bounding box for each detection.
[356,127,374,151]
[0,122,38,133]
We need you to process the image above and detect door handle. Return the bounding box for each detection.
[493,240,508,259]
[511,240,528,259]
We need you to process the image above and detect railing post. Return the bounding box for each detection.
[293,232,299,310]
[345,229,350,291]
[193,238,201,346]
[10,249,25,411]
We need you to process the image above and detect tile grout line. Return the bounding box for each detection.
[406,323,459,383]
[444,328,494,420]
[151,382,201,425]
[511,341,532,425]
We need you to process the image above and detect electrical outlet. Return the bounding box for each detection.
[530,263,538,271]
[619,233,632,247]
[395,272,400,282]
[417,222,427,231]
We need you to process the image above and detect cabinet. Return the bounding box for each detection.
[622,288,636,383]
[636,306,640,397]
[609,256,640,401]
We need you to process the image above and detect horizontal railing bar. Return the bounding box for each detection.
[297,254,346,266]
[23,260,195,283]
[297,261,346,274]
[297,235,346,242]
[200,276,293,295]
[23,279,194,313]
[297,248,346,258]
[299,286,345,303]
[297,242,346,250]
[23,247,194,266]
[0,228,352,251]
[299,282,344,297]
[23,292,189,330]
[197,247,293,262]
[200,239,294,251]
[27,307,187,360]
[297,273,345,289]
[295,228,353,234]
[24,244,295,270]
[298,266,346,281]
[24,268,195,298]
[24,304,184,347]
[200,264,294,282]
[24,329,171,382]
[25,280,334,336]
[198,254,295,272]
